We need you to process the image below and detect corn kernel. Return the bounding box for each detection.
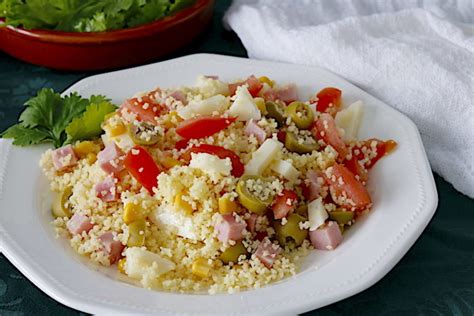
[258,76,274,88]
[86,153,97,164]
[192,258,211,278]
[127,219,146,247]
[73,141,100,158]
[254,97,267,115]
[161,156,182,169]
[123,203,144,224]
[174,193,193,215]
[117,258,127,274]
[162,111,181,129]
[218,196,238,215]
[109,122,127,137]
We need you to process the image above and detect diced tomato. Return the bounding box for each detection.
[228,75,263,97]
[255,231,268,241]
[181,144,244,177]
[124,146,161,194]
[120,95,165,125]
[277,130,286,143]
[350,139,397,169]
[272,190,298,219]
[175,116,237,139]
[313,113,348,159]
[325,164,371,211]
[344,155,368,182]
[175,139,189,150]
[312,87,342,115]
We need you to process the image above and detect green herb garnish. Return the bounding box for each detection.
[1,88,116,148]
[0,0,195,32]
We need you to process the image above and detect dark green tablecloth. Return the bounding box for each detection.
[1,1,473,315]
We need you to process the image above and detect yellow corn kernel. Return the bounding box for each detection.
[258,76,274,88]
[218,196,238,215]
[192,258,211,278]
[174,193,193,215]
[73,141,100,158]
[127,219,146,247]
[254,97,267,115]
[123,202,144,224]
[108,122,127,137]
[117,258,127,274]
[161,156,182,169]
[161,111,181,129]
[86,153,97,164]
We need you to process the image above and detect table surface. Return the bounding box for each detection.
[1,1,473,315]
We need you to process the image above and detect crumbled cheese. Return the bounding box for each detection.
[308,197,328,231]
[245,139,283,175]
[227,86,261,121]
[189,153,232,176]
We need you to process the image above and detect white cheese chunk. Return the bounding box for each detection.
[245,139,283,175]
[196,75,229,97]
[308,197,328,231]
[335,100,364,141]
[177,94,229,119]
[189,153,232,176]
[271,159,300,182]
[152,204,198,240]
[227,85,261,121]
[124,247,175,280]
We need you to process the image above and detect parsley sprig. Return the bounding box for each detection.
[1,88,116,148]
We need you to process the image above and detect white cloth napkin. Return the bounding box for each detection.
[224,0,474,198]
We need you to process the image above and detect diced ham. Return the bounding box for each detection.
[303,170,323,202]
[97,142,125,175]
[52,145,78,171]
[67,213,94,235]
[245,213,258,233]
[245,120,268,144]
[167,91,187,105]
[275,84,298,104]
[99,232,125,264]
[95,177,118,202]
[255,238,282,268]
[214,214,246,243]
[309,221,343,250]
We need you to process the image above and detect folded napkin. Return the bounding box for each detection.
[224,0,474,198]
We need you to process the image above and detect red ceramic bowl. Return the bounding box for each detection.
[0,0,214,71]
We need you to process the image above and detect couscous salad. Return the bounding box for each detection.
[4,75,396,293]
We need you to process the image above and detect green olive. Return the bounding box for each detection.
[128,122,160,146]
[295,205,308,217]
[274,213,308,247]
[52,187,73,218]
[220,242,248,264]
[284,132,319,154]
[236,175,273,215]
[286,101,314,129]
[127,219,146,247]
[329,211,354,225]
[265,101,286,126]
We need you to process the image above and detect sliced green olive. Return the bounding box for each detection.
[52,187,73,218]
[236,175,273,215]
[274,213,308,247]
[286,101,314,129]
[128,122,160,146]
[265,101,286,126]
[220,242,248,264]
[329,211,354,225]
[295,205,308,217]
[284,132,319,154]
[127,219,146,247]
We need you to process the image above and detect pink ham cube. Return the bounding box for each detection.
[255,238,282,268]
[303,170,324,202]
[97,142,125,175]
[309,221,343,250]
[275,83,298,104]
[245,213,258,234]
[167,91,187,105]
[214,214,246,243]
[245,120,268,144]
[52,145,78,171]
[99,232,125,264]
[95,177,118,202]
[67,213,94,235]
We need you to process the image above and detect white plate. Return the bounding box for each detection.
[0,54,438,315]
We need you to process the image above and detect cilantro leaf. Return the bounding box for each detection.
[2,125,51,146]
[65,100,116,143]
